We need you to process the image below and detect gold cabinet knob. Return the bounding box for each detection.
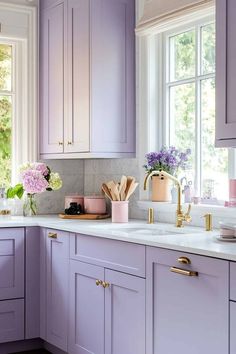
[95,280,102,286]
[102,281,110,288]
[178,256,191,265]
[67,141,73,145]
[48,232,57,239]
[58,142,63,146]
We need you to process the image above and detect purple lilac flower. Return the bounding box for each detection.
[22,170,49,194]
[144,146,191,175]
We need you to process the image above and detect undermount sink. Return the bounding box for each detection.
[89,223,201,237]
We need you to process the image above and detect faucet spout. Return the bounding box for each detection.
[143,170,191,227]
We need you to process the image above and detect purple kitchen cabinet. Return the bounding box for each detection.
[65,0,90,153]
[40,228,47,341]
[25,227,40,339]
[0,299,24,343]
[68,260,105,354]
[46,229,69,352]
[39,1,64,154]
[104,269,145,354]
[146,247,229,354]
[0,228,24,300]
[216,0,236,147]
[230,301,236,353]
[91,0,135,153]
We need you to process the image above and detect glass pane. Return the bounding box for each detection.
[201,78,228,201]
[0,96,12,187]
[170,30,195,81]
[0,44,12,91]
[169,83,195,177]
[201,23,215,75]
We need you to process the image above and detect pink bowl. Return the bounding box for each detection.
[84,196,106,214]
[65,195,84,211]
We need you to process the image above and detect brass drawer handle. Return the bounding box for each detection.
[170,267,198,277]
[178,256,191,265]
[95,280,102,286]
[58,141,63,146]
[48,232,58,239]
[102,281,110,288]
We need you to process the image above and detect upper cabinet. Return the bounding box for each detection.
[39,0,135,159]
[216,0,236,147]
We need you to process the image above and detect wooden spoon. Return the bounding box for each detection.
[106,181,120,201]
[125,182,138,201]
[124,176,135,199]
[101,184,113,201]
[119,175,127,201]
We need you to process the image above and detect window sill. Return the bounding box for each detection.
[137,200,236,219]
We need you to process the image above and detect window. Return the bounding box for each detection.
[0,43,14,188]
[164,18,228,202]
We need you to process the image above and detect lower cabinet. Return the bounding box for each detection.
[68,260,145,354]
[230,301,236,353]
[46,229,70,352]
[146,247,229,354]
[0,299,24,343]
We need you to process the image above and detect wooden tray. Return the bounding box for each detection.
[59,213,110,220]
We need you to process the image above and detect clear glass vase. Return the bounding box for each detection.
[23,194,37,216]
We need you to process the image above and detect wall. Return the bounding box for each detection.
[37,160,84,214]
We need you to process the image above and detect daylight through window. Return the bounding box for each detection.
[165,21,228,202]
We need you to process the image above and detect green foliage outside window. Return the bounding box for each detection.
[0,44,12,188]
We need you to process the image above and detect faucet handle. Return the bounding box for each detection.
[184,203,192,223]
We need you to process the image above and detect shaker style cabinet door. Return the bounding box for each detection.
[104,269,145,354]
[39,1,64,154]
[90,0,135,153]
[0,228,24,300]
[64,0,90,153]
[146,247,229,354]
[68,260,105,354]
[216,0,236,146]
[46,229,69,352]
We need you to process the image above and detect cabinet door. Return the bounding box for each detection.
[68,260,105,354]
[0,299,24,343]
[230,301,236,353]
[216,0,236,147]
[46,229,69,351]
[105,270,145,354]
[0,228,24,300]
[91,0,135,153]
[146,247,229,354]
[65,0,90,153]
[40,2,64,154]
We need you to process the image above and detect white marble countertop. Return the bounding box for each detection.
[0,215,236,261]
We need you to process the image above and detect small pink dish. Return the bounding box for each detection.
[84,196,106,214]
[65,195,84,211]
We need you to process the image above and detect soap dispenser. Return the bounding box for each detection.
[0,187,11,216]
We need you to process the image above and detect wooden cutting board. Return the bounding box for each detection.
[59,213,110,220]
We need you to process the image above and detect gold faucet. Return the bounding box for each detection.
[144,170,192,227]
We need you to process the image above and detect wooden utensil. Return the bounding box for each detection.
[124,176,135,200]
[119,175,127,201]
[101,184,113,201]
[106,181,120,201]
[125,182,139,201]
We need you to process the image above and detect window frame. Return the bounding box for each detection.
[137,4,235,204]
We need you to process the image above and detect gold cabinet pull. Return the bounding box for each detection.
[48,232,58,239]
[67,141,73,145]
[102,281,110,288]
[170,267,198,277]
[178,256,191,265]
[95,279,102,286]
[58,142,63,146]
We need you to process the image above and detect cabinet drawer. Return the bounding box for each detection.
[230,262,236,300]
[70,234,145,277]
[0,299,24,343]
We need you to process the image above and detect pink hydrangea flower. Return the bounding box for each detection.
[33,163,49,176]
[22,170,49,194]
